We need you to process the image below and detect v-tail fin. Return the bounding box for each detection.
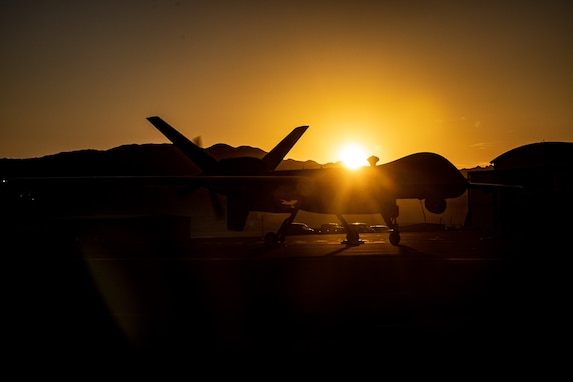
[261,125,309,171]
[146,116,222,175]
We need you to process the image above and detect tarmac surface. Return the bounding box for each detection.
[4,221,569,364]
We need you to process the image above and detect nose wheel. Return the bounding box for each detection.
[336,214,364,246]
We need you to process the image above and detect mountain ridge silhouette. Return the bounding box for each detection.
[0,143,488,177]
[0,143,327,177]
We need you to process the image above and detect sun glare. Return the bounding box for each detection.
[340,145,368,169]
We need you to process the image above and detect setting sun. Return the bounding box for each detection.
[340,145,368,169]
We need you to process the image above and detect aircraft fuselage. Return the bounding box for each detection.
[226,152,468,216]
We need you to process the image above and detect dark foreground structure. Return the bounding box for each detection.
[467,142,573,238]
[2,141,572,368]
[3,214,569,364]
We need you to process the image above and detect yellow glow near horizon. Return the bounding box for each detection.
[339,145,368,169]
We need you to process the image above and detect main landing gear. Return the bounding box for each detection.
[263,205,402,247]
[264,207,299,247]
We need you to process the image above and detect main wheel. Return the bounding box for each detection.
[264,232,279,247]
[389,231,401,246]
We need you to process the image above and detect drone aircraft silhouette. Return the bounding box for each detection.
[146,116,479,246]
[2,116,520,246]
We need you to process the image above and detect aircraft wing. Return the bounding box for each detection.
[468,182,523,190]
[1,175,308,191]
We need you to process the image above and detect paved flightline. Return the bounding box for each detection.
[145,230,521,260]
[9,226,560,358]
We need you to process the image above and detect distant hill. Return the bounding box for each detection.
[0,143,486,176]
[0,143,323,177]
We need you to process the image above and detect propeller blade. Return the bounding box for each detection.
[209,190,225,220]
[192,136,203,148]
[176,185,224,220]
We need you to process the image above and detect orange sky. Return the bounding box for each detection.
[1,1,572,168]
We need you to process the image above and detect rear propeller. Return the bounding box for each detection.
[188,135,225,220]
[192,136,202,148]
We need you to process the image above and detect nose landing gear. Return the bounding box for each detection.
[336,214,364,246]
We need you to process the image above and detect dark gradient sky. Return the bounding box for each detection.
[2,0,572,168]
